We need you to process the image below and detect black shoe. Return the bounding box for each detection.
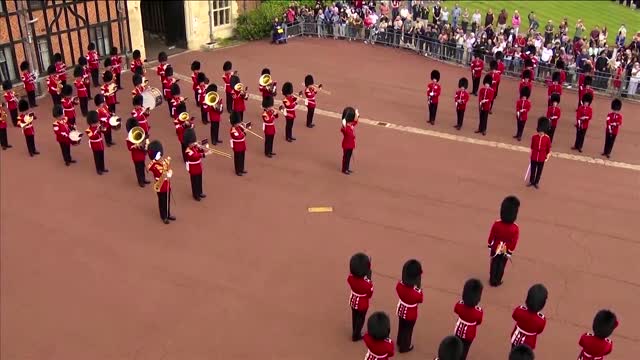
[286,138,293,142]
[533,184,539,189]
[351,334,363,342]
[216,140,223,144]
[70,159,77,163]
[513,135,519,139]
[605,154,610,158]
[290,137,296,141]
[168,215,176,221]
[199,194,206,198]
[474,130,482,133]
[163,219,170,224]
[307,124,315,128]
[143,180,151,184]
[236,172,243,176]
[139,183,145,188]
[33,151,40,155]
[102,169,109,173]
[194,196,201,201]
[97,171,103,175]
[342,170,350,175]
[2,145,11,149]
[526,183,534,187]
[578,149,582,153]
[266,154,272,158]
[65,162,71,166]
[454,125,460,130]
[399,345,414,353]
[242,170,247,174]
[517,137,522,141]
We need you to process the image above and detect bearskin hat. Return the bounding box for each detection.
[197,72,207,84]
[500,196,520,224]
[524,58,534,68]
[47,65,56,75]
[103,58,112,67]
[133,94,143,107]
[261,68,271,75]
[551,71,561,83]
[366,312,391,340]
[550,93,561,104]
[52,104,64,118]
[53,53,62,63]
[230,75,241,89]
[133,74,143,86]
[191,61,201,71]
[94,94,105,106]
[62,84,73,97]
[147,140,163,160]
[473,51,482,59]
[437,335,463,360]
[526,45,536,55]
[583,63,592,73]
[495,51,504,60]
[592,310,618,338]
[230,111,241,125]
[536,117,550,133]
[349,252,371,278]
[182,127,197,145]
[584,76,592,86]
[20,61,30,71]
[522,70,532,80]
[490,60,498,70]
[282,82,293,96]
[520,86,531,99]
[525,284,548,313]
[305,74,315,87]
[78,56,88,66]
[165,66,174,77]
[174,102,187,116]
[342,106,357,123]
[103,70,113,82]
[73,65,83,78]
[158,51,168,62]
[555,59,565,70]
[262,95,274,109]
[132,49,141,60]
[509,344,535,360]
[458,77,469,89]
[171,83,181,96]
[401,259,422,288]
[110,47,118,56]
[125,117,139,132]
[582,93,593,105]
[88,42,96,51]
[18,99,29,112]
[431,70,440,82]
[223,61,233,71]
[206,84,218,93]
[86,110,99,125]
[611,98,622,111]
[134,66,145,76]
[482,74,493,85]
[462,278,483,307]
[2,80,12,90]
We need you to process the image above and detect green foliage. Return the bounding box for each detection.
[235,1,314,41]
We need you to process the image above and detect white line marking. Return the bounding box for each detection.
[174,72,640,172]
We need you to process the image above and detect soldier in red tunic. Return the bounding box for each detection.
[85,110,108,175]
[514,87,532,141]
[470,52,484,96]
[509,345,535,360]
[47,65,62,106]
[147,140,176,224]
[156,51,169,84]
[511,284,548,351]
[130,49,145,75]
[20,61,37,107]
[17,100,39,156]
[131,95,151,135]
[259,68,277,102]
[396,259,423,353]
[222,61,234,113]
[53,53,67,87]
[164,66,178,117]
[302,74,320,128]
[494,51,506,98]
[87,43,100,87]
[95,94,115,147]
[182,128,207,201]
[363,312,395,360]
[434,335,463,360]
[546,93,561,142]
[110,47,123,89]
[195,72,209,124]
[572,93,593,153]
[580,76,595,108]
[230,111,247,176]
[577,310,618,360]
[202,84,223,144]
[3,80,18,126]
[101,71,118,114]
[427,70,442,125]
[131,74,146,99]
[170,82,186,120]
[547,71,563,106]
[476,74,494,135]
[488,60,501,113]
[191,61,201,105]
[280,82,298,142]
[602,99,623,159]
[577,64,592,108]
[262,96,278,157]
[348,252,373,342]
[74,66,89,117]
[0,107,11,150]
[488,196,520,286]
[230,75,249,122]
[341,106,358,175]
[52,104,75,166]
[454,78,469,130]
[124,118,150,188]
[519,70,533,95]
[528,118,552,188]
[77,56,92,100]
[61,85,78,127]
[454,278,484,359]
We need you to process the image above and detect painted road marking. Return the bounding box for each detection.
[174,73,640,172]
[308,207,334,213]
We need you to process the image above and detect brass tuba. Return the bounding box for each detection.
[204,91,220,106]
[259,74,272,87]
[233,82,245,92]
[127,126,146,144]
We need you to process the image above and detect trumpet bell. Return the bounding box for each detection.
[179,112,190,121]
[204,91,220,106]
[234,82,245,92]
[259,74,272,87]
[127,126,146,144]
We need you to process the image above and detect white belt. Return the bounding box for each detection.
[187,160,201,165]
[89,138,102,142]
[456,318,476,326]
[511,326,535,344]
[397,299,417,308]
[580,352,602,360]
[231,139,244,142]
[364,350,388,359]
[351,291,366,297]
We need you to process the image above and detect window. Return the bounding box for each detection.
[0,1,5,14]
[36,38,51,71]
[27,0,45,10]
[212,0,231,27]
[89,24,111,56]
[0,46,16,83]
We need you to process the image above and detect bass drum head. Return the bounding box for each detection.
[142,87,163,110]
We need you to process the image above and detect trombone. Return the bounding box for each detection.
[239,122,263,140]
[193,139,231,159]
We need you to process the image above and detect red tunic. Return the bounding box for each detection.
[55,61,67,82]
[131,85,145,98]
[87,50,99,70]
[185,144,204,175]
[490,70,501,91]
[130,59,144,73]
[85,124,104,151]
[203,102,223,122]
[156,63,168,83]
[53,119,71,144]
[548,83,563,97]
[61,97,77,120]
[576,105,593,130]
[559,70,567,85]
[148,160,170,192]
[82,66,91,86]
[101,83,117,105]
[478,87,494,111]
[547,105,561,128]
[341,122,356,150]
[578,332,616,360]
[131,107,150,133]
[230,125,246,152]
[471,59,484,78]
[196,83,207,106]
[163,78,174,100]
[174,120,188,143]
[74,78,88,98]
[191,70,199,91]
[427,82,442,104]
[497,61,505,77]
[47,75,59,95]
[283,95,297,120]
[453,301,484,342]
[126,139,147,162]
[579,86,594,104]
[97,105,111,131]
[347,274,373,311]
[17,113,35,136]
[259,84,276,98]
[303,87,318,108]
[110,55,122,74]
[516,99,531,122]
[605,112,622,136]
[487,220,519,255]
[363,334,395,360]
[396,281,423,322]
[262,108,278,135]
[530,133,552,162]
[170,96,184,119]
[511,306,546,349]
[232,89,248,112]
[21,70,36,92]
[0,111,6,129]
[3,91,18,110]
[222,72,233,94]
[454,89,469,111]
[519,80,533,94]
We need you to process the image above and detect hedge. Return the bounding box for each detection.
[236,0,315,41]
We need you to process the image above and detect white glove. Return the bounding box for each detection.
[155,152,162,160]
[166,170,173,179]
[342,119,346,127]
[304,99,309,106]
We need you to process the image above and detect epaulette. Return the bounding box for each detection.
[537,312,545,319]
[384,338,392,343]
[605,338,612,343]
[475,306,483,311]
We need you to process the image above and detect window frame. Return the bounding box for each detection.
[89,23,112,57]
[35,37,52,73]
[0,45,17,83]
[211,0,232,28]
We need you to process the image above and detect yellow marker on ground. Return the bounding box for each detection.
[308,207,333,213]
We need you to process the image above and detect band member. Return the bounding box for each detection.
[348,252,373,342]
[77,56,92,99]
[548,72,562,106]
[577,64,592,108]
[202,84,223,144]
[470,52,484,96]
[17,100,38,156]
[61,85,78,127]
[511,284,548,350]
[147,140,176,224]
[183,127,207,201]
[454,279,484,359]
[172,103,193,162]
[2,80,18,126]
[280,82,297,141]
[514,87,532,141]
[230,111,247,176]
[488,196,520,286]
[262,95,278,157]
[164,66,178,117]
[102,55,113,82]
[522,57,536,82]
[125,118,150,187]
[131,49,145,74]
[95,94,115,146]
[572,93,593,153]
[509,345,535,360]
[341,106,358,175]
[222,60,234,113]
[196,72,209,124]
[363,312,395,360]
[259,68,277,102]
[156,51,169,83]
[191,61,201,106]
[454,78,470,130]
[489,60,501,112]
[494,51,506,98]
[131,95,151,134]
[101,70,118,113]
[20,61,37,107]
[427,70,442,125]
[301,74,320,128]
[0,107,12,150]
[47,65,62,105]
[110,47,123,89]
[528,118,552,188]
[85,110,108,174]
[396,259,423,353]
[580,76,594,108]
[74,66,89,117]
[577,310,618,360]
[87,42,100,87]
[52,104,75,166]
[230,75,249,122]
[170,82,186,120]
[555,59,567,86]
[519,70,533,95]
[131,74,146,98]
[546,93,561,142]
[476,74,494,135]
[53,53,67,87]
[435,335,464,360]
[603,99,623,159]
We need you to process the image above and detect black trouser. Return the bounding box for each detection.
[306,107,315,127]
[574,128,587,150]
[115,72,122,88]
[516,120,526,138]
[190,174,203,198]
[428,103,438,123]
[265,134,274,155]
[489,254,508,285]
[351,309,366,340]
[529,160,545,185]
[201,108,209,124]
[157,190,171,221]
[494,84,500,99]
[0,128,8,148]
[603,133,617,155]
[210,122,220,143]
[547,126,556,142]
[59,142,71,163]
[51,93,61,106]
[25,135,36,154]
[285,118,294,140]
[104,128,113,145]
[108,104,116,114]
[67,117,76,127]
[60,79,67,87]
[134,161,146,185]
[478,110,489,132]
[91,68,99,87]
[237,111,244,123]
[167,98,173,117]
[181,143,188,163]
[342,149,353,172]
[27,90,36,107]
[93,150,106,172]
[472,77,480,94]
[194,90,200,107]
[233,151,245,174]
[456,109,465,128]
[396,318,416,352]
[9,109,18,126]
[80,97,89,117]
[225,92,233,113]
[459,338,472,360]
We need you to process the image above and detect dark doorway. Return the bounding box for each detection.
[140,0,187,53]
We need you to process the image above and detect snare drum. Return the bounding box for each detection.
[69,130,82,145]
[142,87,163,110]
[108,116,122,130]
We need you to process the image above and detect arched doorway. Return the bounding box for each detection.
[140,0,187,55]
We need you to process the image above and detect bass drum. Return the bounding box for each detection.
[142,87,163,110]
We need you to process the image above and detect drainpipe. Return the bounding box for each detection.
[16,0,42,95]
[206,0,216,47]
[116,0,130,70]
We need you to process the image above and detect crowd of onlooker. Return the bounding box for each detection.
[273,0,640,98]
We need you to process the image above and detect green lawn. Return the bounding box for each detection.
[454,1,639,43]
